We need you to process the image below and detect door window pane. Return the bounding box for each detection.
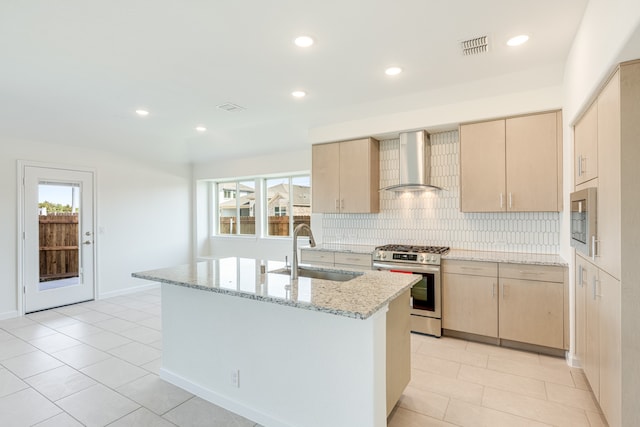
[38,183,80,290]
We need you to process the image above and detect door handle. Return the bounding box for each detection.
[83,240,92,245]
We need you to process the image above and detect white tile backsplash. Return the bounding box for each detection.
[321,130,560,254]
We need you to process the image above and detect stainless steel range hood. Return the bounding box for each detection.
[381,130,442,192]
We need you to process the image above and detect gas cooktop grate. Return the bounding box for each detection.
[375,244,450,254]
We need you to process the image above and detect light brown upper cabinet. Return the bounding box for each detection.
[459,120,505,212]
[311,137,379,213]
[596,69,621,280]
[460,111,562,212]
[574,101,598,186]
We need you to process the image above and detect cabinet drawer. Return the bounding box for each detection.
[300,250,334,265]
[334,252,372,268]
[499,263,564,283]
[442,260,497,277]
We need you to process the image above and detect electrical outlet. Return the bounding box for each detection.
[231,369,240,388]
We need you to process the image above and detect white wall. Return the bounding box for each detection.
[309,70,563,144]
[0,137,192,318]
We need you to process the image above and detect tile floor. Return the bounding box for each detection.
[0,288,605,426]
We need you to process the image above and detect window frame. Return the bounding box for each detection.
[212,173,310,239]
[214,179,258,237]
[261,173,311,239]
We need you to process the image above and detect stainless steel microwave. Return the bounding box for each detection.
[570,187,597,257]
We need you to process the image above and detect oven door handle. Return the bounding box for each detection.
[373,262,441,274]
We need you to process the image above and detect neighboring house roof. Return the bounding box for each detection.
[266,184,310,207]
[220,184,311,209]
[218,182,255,193]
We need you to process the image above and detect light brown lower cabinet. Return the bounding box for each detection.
[576,254,621,427]
[442,261,498,337]
[386,289,410,416]
[300,249,372,269]
[499,277,564,349]
[442,260,567,350]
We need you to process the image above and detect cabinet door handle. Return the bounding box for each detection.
[577,154,583,176]
[508,192,513,209]
[577,266,583,288]
[500,193,504,209]
[340,199,344,210]
[591,235,600,261]
[335,199,339,211]
[592,276,601,299]
[492,283,496,297]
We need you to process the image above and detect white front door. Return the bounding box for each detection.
[23,166,95,313]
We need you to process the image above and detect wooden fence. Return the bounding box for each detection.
[219,216,311,236]
[39,213,79,281]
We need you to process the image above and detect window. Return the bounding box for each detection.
[217,180,256,235]
[214,174,310,238]
[265,175,311,237]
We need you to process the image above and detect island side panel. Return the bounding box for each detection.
[160,283,388,427]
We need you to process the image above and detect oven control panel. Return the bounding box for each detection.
[373,250,441,265]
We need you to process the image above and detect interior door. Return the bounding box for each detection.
[23,166,95,313]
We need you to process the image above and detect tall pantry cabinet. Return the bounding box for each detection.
[573,60,640,427]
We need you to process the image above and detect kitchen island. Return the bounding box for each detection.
[132,257,419,427]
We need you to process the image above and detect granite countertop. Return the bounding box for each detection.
[132,257,420,320]
[442,249,568,266]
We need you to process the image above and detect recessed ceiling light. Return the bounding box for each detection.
[385,67,402,76]
[195,126,207,132]
[292,90,306,98]
[135,109,149,116]
[294,36,314,47]
[507,35,529,47]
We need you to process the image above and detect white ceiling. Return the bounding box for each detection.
[0,0,589,165]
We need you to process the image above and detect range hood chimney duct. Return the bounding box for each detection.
[382,130,442,192]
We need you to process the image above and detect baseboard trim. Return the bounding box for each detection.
[0,310,19,321]
[160,368,292,427]
[565,352,582,368]
[98,282,160,299]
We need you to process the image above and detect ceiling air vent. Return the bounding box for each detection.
[217,102,245,112]
[461,35,489,56]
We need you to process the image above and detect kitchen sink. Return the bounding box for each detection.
[270,267,362,282]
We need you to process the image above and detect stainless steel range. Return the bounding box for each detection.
[372,244,449,337]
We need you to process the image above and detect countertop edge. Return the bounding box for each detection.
[303,246,568,267]
[442,250,568,267]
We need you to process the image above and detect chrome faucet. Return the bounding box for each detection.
[291,223,316,280]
